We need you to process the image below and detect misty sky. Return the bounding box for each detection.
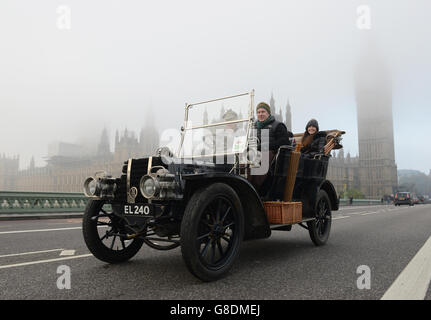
[0,0,430,173]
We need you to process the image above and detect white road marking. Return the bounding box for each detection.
[0,249,64,258]
[0,227,82,235]
[0,254,93,270]
[333,216,350,220]
[348,211,367,215]
[59,250,76,256]
[0,225,107,235]
[360,212,379,216]
[381,235,431,300]
[40,222,82,226]
[342,208,390,216]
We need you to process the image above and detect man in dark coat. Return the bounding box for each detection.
[254,102,292,151]
[249,102,292,196]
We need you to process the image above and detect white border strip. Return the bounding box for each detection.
[381,235,431,300]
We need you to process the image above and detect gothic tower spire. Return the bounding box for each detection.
[285,99,292,132]
[269,92,275,115]
[97,127,110,157]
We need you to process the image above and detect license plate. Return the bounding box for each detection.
[123,204,153,216]
[400,198,405,201]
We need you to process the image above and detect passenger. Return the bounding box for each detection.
[254,102,292,152]
[300,119,327,157]
[249,102,293,196]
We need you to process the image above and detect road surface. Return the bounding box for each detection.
[0,204,430,300]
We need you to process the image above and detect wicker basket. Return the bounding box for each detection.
[264,201,302,224]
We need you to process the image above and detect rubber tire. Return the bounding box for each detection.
[307,190,332,246]
[82,200,144,263]
[180,183,244,282]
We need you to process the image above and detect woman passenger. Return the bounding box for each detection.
[300,119,327,157]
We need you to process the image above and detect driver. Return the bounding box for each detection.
[200,109,246,156]
[222,109,245,135]
[213,109,246,153]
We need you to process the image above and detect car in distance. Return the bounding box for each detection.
[394,192,414,206]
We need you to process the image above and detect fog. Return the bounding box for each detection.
[0,0,430,173]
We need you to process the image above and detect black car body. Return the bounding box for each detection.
[81,91,345,281]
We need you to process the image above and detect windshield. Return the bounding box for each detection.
[178,92,254,158]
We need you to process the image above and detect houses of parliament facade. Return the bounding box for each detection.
[0,125,160,194]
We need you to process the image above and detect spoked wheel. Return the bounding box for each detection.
[82,200,144,263]
[180,183,244,282]
[307,190,332,246]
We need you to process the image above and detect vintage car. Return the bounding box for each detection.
[82,91,345,282]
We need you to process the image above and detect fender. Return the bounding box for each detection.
[319,180,339,211]
[293,178,339,219]
[182,173,271,241]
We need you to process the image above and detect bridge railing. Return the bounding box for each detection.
[1,191,386,216]
[0,191,89,214]
[339,198,385,206]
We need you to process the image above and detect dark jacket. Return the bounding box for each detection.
[255,117,292,152]
[300,131,327,155]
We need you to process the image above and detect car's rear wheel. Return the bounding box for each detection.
[180,183,244,282]
[82,200,144,263]
[307,190,332,246]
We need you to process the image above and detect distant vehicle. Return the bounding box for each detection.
[417,195,425,204]
[412,194,419,205]
[394,192,414,206]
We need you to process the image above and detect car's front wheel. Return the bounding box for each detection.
[82,200,144,263]
[180,183,244,282]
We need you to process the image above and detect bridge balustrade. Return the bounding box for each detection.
[0,191,89,214]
